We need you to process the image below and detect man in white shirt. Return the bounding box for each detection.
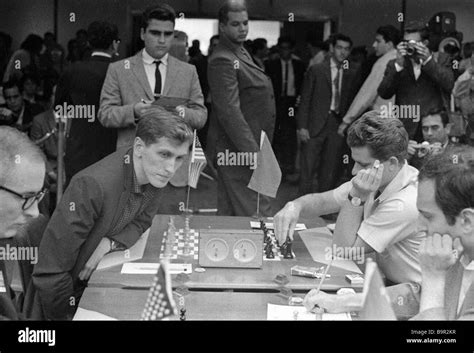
[338,25,400,136]
[276,111,424,286]
[412,146,474,320]
[99,4,206,150]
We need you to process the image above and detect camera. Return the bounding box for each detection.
[402,40,419,59]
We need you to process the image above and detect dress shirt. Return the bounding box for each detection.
[281,59,295,97]
[330,57,343,111]
[142,49,168,95]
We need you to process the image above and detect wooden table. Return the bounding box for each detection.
[88,215,362,292]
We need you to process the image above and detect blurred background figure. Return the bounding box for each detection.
[250,37,268,69]
[3,34,44,83]
[169,30,189,62]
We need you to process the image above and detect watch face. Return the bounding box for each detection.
[351,197,361,206]
[204,238,229,262]
[233,239,258,263]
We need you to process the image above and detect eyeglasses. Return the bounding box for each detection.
[0,185,48,210]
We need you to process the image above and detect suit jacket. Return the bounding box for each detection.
[30,109,57,174]
[54,55,117,181]
[412,261,474,320]
[98,51,207,149]
[265,58,305,99]
[0,101,44,136]
[296,57,360,137]
[32,148,162,320]
[378,55,455,140]
[207,34,276,154]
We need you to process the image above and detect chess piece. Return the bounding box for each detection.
[284,239,294,259]
[266,245,275,259]
[179,308,187,321]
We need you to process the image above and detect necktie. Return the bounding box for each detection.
[154,60,162,95]
[283,61,289,97]
[333,64,341,113]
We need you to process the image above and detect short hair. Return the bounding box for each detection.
[376,25,401,46]
[0,126,45,185]
[419,146,474,225]
[277,36,295,48]
[21,72,40,87]
[20,34,43,54]
[218,0,247,24]
[135,107,193,147]
[87,21,119,50]
[2,79,22,95]
[404,25,430,42]
[330,33,353,47]
[251,38,268,53]
[421,108,450,127]
[141,4,176,30]
[347,110,409,163]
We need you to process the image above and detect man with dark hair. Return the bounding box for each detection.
[0,126,46,319]
[32,107,193,320]
[412,146,474,320]
[276,112,424,287]
[55,21,120,184]
[297,33,361,195]
[208,0,276,216]
[378,25,455,141]
[265,36,305,180]
[408,109,454,169]
[338,25,400,136]
[0,79,43,135]
[250,38,268,69]
[307,38,328,68]
[99,4,206,151]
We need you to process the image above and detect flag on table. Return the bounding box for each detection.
[188,130,207,188]
[247,131,282,198]
[141,261,177,320]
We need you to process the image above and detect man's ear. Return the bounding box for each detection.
[445,123,452,135]
[459,208,474,234]
[140,28,145,42]
[329,44,335,53]
[134,137,144,157]
[388,156,400,171]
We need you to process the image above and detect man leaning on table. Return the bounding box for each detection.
[32,107,193,320]
[275,111,425,318]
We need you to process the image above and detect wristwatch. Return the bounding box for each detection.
[348,193,365,207]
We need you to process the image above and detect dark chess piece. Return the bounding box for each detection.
[179,308,187,321]
[281,237,294,259]
[266,245,275,259]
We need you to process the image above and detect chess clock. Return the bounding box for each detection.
[198,229,264,268]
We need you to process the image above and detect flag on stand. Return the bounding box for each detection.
[188,130,207,189]
[247,131,282,198]
[141,261,177,320]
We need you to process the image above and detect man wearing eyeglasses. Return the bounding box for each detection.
[0,126,46,319]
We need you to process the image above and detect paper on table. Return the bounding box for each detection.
[96,229,150,270]
[250,221,306,231]
[267,304,352,321]
[121,262,192,275]
[299,227,363,274]
[152,95,191,107]
[73,308,118,321]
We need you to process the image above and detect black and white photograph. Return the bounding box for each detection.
[0,0,474,352]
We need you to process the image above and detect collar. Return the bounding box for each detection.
[142,49,169,66]
[123,148,143,193]
[131,164,143,194]
[330,57,341,69]
[91,51,112,58]
[376,161,418,203]
[460,255,474,271]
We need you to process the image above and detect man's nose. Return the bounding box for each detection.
[23,202,40,219]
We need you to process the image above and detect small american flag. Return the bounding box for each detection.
[141,261,177,320]
[188,130,207,189]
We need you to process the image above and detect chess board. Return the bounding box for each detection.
[160,229,200,260]
[159,228,293,262]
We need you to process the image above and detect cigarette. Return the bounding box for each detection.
[373,160,380,169]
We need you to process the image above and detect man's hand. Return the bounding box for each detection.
[350,160,384,202]
[78,237,112,281]
[0,107,13,120]
[407,140,418,156]
[133,101,153,121]
[337,122,349,137]
[395,41,407,67]
[175,105,186,118]
[430,142,443,155]
[297,128,310,143]
[274,201,302,244]
[419,233,458,280]
[414,42,431,63]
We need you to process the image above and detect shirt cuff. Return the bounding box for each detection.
[422,55,433,66]
[394,62,403,72]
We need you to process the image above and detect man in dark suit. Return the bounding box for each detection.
[54,21,119,184]
[265,36,305,179]
[32,109,193,320]
[0,126,46,320]
[208,0,276,216]
[378,26,454,141]
[297,33,360,195]
[0,80,44,136]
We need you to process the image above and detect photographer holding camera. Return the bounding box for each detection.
[378,25,454,142]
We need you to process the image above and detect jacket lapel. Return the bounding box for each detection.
[323,59,332,90]
[131,52,154,100]
[162,55,178,96]
[445,262,464,319]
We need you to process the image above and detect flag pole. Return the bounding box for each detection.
[256,192,260,218]
[185,184,191,213]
